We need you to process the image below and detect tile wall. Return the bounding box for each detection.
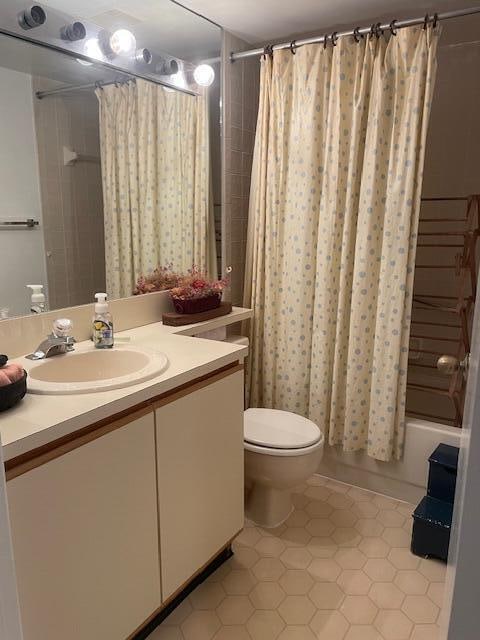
[33,79,106,310]
[222,33,260,305]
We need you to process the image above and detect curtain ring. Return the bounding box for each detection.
[423,14,429,30]
[323,34,329,49]
[290,39,297,55]
[263,43,273,59]
[331,31,338,46]
[432,13,439,29]
[369,23,376,39]
[95,81,103,91]
[375,22,383,38]
[353,27,363,43]
[389,19,398,36]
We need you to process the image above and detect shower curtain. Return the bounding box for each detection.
[244,26,439,461]
[97,79,216,299]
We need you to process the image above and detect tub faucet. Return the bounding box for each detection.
[26,318,76,360]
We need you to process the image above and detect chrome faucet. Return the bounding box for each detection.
[26,318,76,360]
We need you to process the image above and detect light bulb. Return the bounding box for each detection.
[77,37,102,65]
[193,64,215,87]
[109,29,136,56]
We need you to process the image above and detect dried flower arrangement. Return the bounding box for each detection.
[133,265,181,295]
[134,265,231,314]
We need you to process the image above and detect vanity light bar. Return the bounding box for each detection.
[3,3,214,93]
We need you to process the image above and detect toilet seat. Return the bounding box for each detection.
[244,408,323,457]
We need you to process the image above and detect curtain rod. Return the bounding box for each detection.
[36,76,198,99]
[230,5,480,61]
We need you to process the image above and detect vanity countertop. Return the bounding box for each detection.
[0,308,252,462]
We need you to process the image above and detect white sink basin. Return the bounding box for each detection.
[26,345,169,395]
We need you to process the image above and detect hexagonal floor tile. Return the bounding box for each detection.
[279,569,314,595]
[334,548,367,570]
[381,527,411,548]
[374,609,413,640]
[376,509,406,528]
[344,625,383,639]
[330,509,358,528]
[278,626,317,639]
[332,527,362,548]
[340,595,378,624]
[394,570,429,595]
[308,582,344,609]
[306,518,335,537]
[351,501,379,519]
[308,536,337,558]
[278,595,316,625]
[255,537,287,558]
[280,547,313,570]
[307,558,342,582]
[309,610,350,640]
[212,627,252,640]
[216,595,254,625]
[230,545,260,569]
[388,548,420,570]
[222,569,257,595]
[410,624,442,640]
[401,595,440,624]
[328,492,354,509]
[148,625,183,640]
[181,610,222,640]
[355,519,384,538]
[304,485,331,501]
[358,537,391,559]
[247,610,285,640]
[190,582,226,610]
[281,527,312,548]
[252,558,286,582]
[337,570,372,595]
[369,582,405,609]
[236,527,262,547]
[427,582,444,608]
[285,510,310,528]
[418,559,447,582]
[363,558,397,582]
[249,582,285,610]
[305,500,334,518]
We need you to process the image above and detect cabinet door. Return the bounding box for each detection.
[156,369,244,599]
[7,412,161,640]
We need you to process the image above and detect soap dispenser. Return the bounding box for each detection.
[92,293,114,349]
[27,285,46,314]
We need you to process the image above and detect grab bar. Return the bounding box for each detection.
[0,219,39,228]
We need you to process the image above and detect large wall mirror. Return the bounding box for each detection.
[0,0,221,318]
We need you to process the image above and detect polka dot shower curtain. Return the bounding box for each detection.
[244,26,440,461]
[97,79,216,299]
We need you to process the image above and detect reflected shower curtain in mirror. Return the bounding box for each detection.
[97,79,216,299]
[244,26,439,461]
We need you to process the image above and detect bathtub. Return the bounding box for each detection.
[318,417,462,504]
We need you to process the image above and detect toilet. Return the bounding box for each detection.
[244,408,324,528]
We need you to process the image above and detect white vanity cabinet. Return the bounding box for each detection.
[6,411,160,640]
[4,363,244,640]
[156,368,245,599]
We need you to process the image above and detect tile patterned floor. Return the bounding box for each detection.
[148,476,445,640]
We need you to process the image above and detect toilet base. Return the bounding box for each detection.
[245,483,294,528]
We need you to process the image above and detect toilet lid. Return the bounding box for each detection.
[244,408,321,450]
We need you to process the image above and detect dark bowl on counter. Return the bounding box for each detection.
[0,371,27,412]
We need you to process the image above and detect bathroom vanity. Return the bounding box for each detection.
[0,314,250,640]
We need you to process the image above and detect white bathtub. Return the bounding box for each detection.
[318,417,462,504]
